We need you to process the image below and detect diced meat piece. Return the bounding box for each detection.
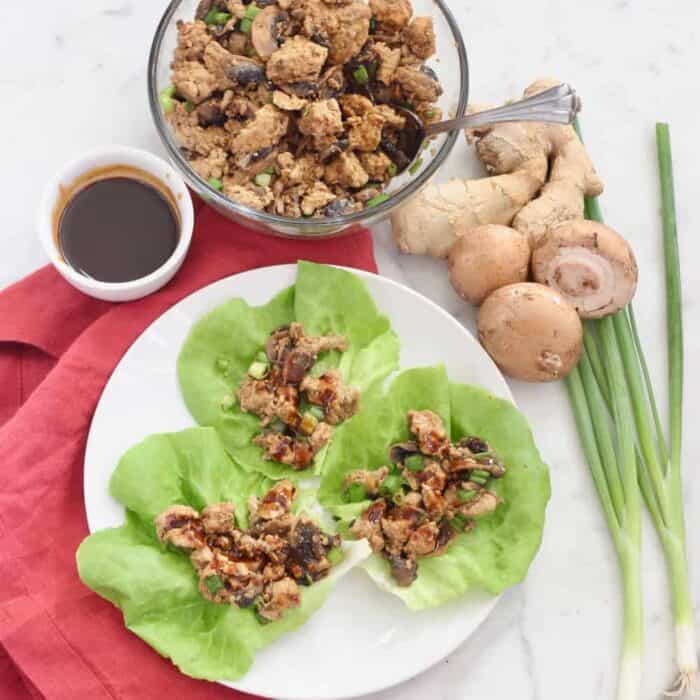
[421,484,446,519]
[224,0,247,18]
[301,182,337,216]
[386,553,417,587]
[190,147,228,181]
[419,460,447,492]
[350,499,387,551]
[189,544,214,570]
[237,375,276,419]
[415,101,442,125]
[403,491,423,508]
[174,20,212,63]
[374,42,401,84]
[230,104,289,156]
[263,562,287,582]
[291,323,349,355]
[405,521,439,557]
[167,104,229,156]
[309,420,334,452]
[369,0,412,29]
[322,0,353,4]
[172,61,219,104]
[277,153,324,185]
[445,443,506,477]
[381,507,421,553]
[254,431,314,469]
[224,183,274,210]
[250,481,297,522]
[458,489,501,518]
[405,17,435,59]
[327,2,371,64]
[344,466,390,497]
[359,152,392,180]
[301,369,360,424]
[226,31,250,55]
[257,577,301,620]
[201,503,236,533]
[407,409,450,456]
[324,152,369,189]
[374,104,406,129]
[154,505,203,550]
[394,65,443,102]
[266,36,328,84]
[347,110,385,152]
[273,90,308,111]
[339,93,374,117]
[259,534,290,564]
[298,99,344,150]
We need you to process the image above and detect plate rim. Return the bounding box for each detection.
[83,263,514,699]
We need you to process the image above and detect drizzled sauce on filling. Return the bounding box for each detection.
[54,165,180,283]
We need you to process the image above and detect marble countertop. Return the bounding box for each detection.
[2,1,699,698]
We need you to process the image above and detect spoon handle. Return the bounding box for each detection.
[425,83,582,136]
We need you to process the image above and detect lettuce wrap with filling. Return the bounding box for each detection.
[77,427,369,681]
[177,261,399,480]
[319,366,551,609]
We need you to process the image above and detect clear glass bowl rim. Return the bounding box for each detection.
[147,0,469,234]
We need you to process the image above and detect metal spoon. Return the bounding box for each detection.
[389,83,582,171]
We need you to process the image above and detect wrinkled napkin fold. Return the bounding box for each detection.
[0,199,377,700]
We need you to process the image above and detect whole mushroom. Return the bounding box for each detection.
[478,283,583,382]
[531,220,638,318]
[448,224,531,305]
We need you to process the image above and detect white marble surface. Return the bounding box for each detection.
[1,1,700,699]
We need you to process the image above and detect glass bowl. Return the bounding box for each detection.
[148,0,469,238]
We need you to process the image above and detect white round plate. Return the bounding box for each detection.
[85,265,514,700]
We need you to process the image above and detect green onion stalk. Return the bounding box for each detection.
[567,120,697,697]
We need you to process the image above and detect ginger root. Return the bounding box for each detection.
[391,78,604,258]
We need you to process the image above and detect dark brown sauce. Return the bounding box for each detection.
[54,165,180,284]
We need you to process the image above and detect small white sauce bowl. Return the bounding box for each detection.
[38,145,194,302]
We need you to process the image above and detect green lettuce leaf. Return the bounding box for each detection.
[319,367,551,609]
[77,427,369,681]
[177,262,399,480]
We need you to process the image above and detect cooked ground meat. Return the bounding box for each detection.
[155,481,341,620]
[348,411,506,586]
[164,0,442,217]
[237,323,359,470]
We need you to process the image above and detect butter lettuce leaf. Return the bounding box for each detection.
[77,427,369,681]
[319,367,551,609]
[177,262,399,480]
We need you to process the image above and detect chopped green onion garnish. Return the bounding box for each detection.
[269,419,286,433]
[380,473,403,496]
[352,65,369,85]
[262,165,276,175]
[450,515,468,532]
[392,491,405,506]
[387,163,398,177]
[184,100,195,113]
[246,46,258,58]
[328,548,343,565]
[308,405,325,421]
[458,489,478,503]
[255,351,268,363]
[345,483,367,503]
[470,470,490,486]
[159,86,176,113]
[208,177,224,191]
[300,412,319,433]
[244,5,261,20]
[214,11,232,24]
[366,194,390,208]
[204,574,224,594]
[369,18,377,32]
[425,109,436,119]
[239,18,253,34]
[254,172,273,187]
[255,611,272,625]
[405,454,424,472]
[408,158,423,175]
[248,361,269,379]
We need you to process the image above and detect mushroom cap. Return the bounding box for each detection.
[251,6,287,61]
[478,282,583,382]
[448,224,531,306]
[531,219,638,319]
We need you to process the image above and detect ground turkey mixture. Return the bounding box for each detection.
[346,410,506,586]
[155,480,341,620]
[161,0,442,217]
[237,322,360,470]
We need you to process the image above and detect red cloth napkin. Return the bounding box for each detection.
[0,199,378,700]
